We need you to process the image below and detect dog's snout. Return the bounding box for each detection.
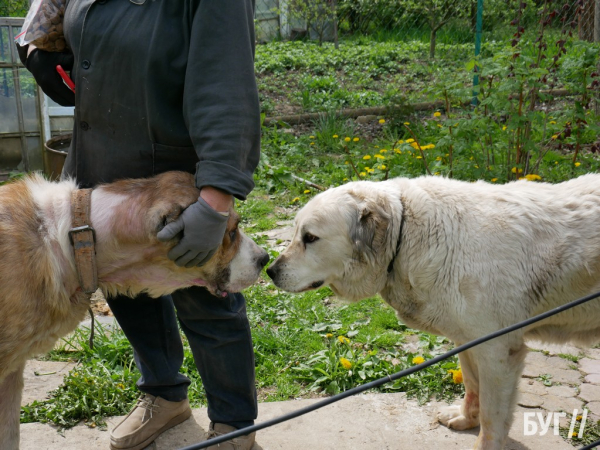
[266,263,278,280]
[258,252,270,269]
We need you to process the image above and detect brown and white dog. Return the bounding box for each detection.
[0,171,268,450]
[267,175,600,450]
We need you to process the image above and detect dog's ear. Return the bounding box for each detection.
[150,201,184,236]
[349,195,392,264]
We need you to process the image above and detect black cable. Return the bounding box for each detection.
[179,289,600,450]
[580,440,600,450]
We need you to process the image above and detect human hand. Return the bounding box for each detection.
[16,44,75,106]
[157,197,229,268]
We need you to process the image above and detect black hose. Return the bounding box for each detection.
[179,289,600,450]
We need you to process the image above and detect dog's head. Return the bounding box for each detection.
[93,171,268,298]
[267,181,401,301]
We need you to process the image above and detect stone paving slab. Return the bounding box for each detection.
[22,360,76,406]
[20,393,573,450]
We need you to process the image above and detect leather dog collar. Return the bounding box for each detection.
[70,189,98,294]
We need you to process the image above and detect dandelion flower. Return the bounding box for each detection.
[410,142,420,150]
[379,119,386,124]
[436,156,442,161]
[353,137,359,142]
[326,333,333,338]
[577,415,583,421]
[340,357,352,370]
[344,137,351,142]
[363,155,371,160]
[359,172,366,177]
[575,162,581,167]
[416,156,423,159]
[502,125,507,131]
[380,165,387,170]
[343,178,348,181]
[404,122,410,125]
[364,166,370,171]
[491,178,498,182]
[394,149,402,154]
[433,111,441,117]
[549,121,556,125]
[310,135,315,139]
[551,134,559,140]
[117,383,125,389]
[380,149,387,153]
[524,174,541,181]
[292,197,300,202]
[405,138,414,143]
[448,369,463,384]
[412,356,425,365]
[310,142,315,145]
[437,124,442,128]
[304,189,310,194]
[333,134,339,138]
[338,336,350,345]
[511,167,523,174]
[345,161,349,165]
[374,154,385,159]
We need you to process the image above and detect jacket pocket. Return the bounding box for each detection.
[152,143,199,175]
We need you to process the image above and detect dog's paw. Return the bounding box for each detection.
[437,405,479,431]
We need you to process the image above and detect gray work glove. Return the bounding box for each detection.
[157,197,228,268]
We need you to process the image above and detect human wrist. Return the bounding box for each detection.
[199,186,233,213]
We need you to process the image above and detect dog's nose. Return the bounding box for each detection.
[266,264,277,279]
[258,253,269,269]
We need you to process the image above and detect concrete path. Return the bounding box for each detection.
[19,340,600,450]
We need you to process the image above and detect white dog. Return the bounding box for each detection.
[0,171,268,450]
[267,174,600,450]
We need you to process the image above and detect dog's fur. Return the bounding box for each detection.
[267,174,600,450]
[0,171,267,450]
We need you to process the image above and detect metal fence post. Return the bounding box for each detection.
[472,0,484,107]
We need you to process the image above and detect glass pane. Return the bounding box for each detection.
[0,26,10,63]
[13,26,22,65]
[0,68,19,133]
[19,69,39,133]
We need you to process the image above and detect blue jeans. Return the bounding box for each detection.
[106,287,257,429]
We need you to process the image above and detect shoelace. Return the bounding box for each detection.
[137,396,161,421]
[206,427,244,449]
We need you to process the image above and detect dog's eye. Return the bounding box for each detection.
[303,233,319,244]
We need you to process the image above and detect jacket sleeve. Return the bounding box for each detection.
[183,0,260,201]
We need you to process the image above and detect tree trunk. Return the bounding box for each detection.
[430,29,437,59]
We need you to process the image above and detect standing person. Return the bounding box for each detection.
[17,1,261,449]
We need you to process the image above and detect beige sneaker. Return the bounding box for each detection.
[206,422,256,450]
[110,394,192,450]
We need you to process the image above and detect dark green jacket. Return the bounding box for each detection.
[63,0,260,199]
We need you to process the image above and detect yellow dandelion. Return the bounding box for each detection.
[326,333,333,338]
[502,125,507,131]
[340,357,352,370]
[366,168,374,173]
[344,137,351,142]
[333,134,339,138]
[549,121,556,125]
[434,172,440,176]
[410,142,420,149]
[394,149,402,154]
[404,122,410,125]
[551,134,559,140]
[511,167,523,174]
[359,172,366,177]
[363,155,371,160]
[345,161,349,165]
[491,178,498,182]
[374,145,379,148]
[117,383,125,389]
[405,138,414,143]
[412,356,425,364]
[448,369,463,384]
[416,155,423,159]
[374,154,385,159]
[310,135,315,139]
[304,189,310,194]
[398,140,404,144]
[524,174,541,181]
[380,165,387,170]
[292,197,300,202]
[572,432,578,437]
[379,149,387,153]
[435,156,442,161]
[343,178,348,181]
[577,415,583,421]
[575,162,581,167]
[353,137,360,142]
[310,142,315,146]
[364,166,370,171]
[338,336,350,345]
[437,124,442,128]
[379,119,386,124]
[433,111,441,117]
